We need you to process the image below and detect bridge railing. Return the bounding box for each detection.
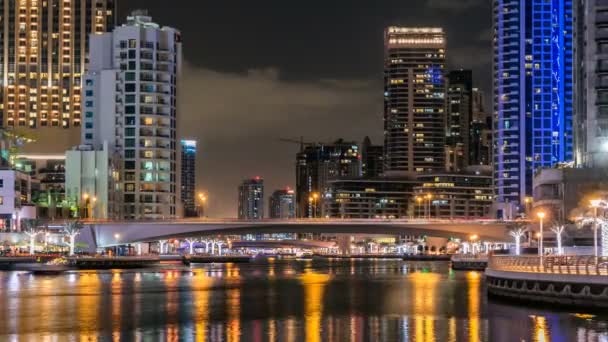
[61,218,511,225]
[489,255,608,276]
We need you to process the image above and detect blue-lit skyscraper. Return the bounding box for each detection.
[493,0,573,213]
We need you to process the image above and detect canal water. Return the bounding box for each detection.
[0,259,606,341]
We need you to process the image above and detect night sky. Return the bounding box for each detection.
[119,0,492,217]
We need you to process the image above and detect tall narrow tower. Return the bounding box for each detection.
[493,0,573,211]
[82,11,182,219]
[383,27,446,174]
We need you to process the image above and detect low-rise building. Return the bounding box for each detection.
[13,154,67,220]
[412,167,493,219]
[533,166,608,221]
[323,177,417,219]
[0,170,36,231]
[65,143,121,219]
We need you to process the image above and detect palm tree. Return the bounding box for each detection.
[509,225,527,256]
[62,220,83,256]
[22,219,42,255]
[550,224,566,255]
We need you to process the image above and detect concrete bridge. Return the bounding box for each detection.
[77,219,512,249]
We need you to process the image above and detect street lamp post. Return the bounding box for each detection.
[537,211,545,266]
[308,192,319,218]
[524,197,532,217]
[416,196,422,219]
[82,193,89,218]
[590,199,603,258]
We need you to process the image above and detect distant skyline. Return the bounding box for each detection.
[118,0,492,217]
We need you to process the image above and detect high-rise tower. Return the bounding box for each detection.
[383,27,446,174]
[238,177,264,220]
[180,139,196,217]
[493,0,573,211]
[0,0,116,152]
[445,69,473,172]
[82,11,182,219]
[574,0,608,168]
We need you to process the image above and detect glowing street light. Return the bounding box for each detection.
[309,192,320,218]
[537,211,545,264]
[198,192,208,218]
[589,199,605,257]
[425,193,433,220]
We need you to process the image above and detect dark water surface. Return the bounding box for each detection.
[0,259,606,341]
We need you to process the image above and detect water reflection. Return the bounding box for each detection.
[0,260,606,341]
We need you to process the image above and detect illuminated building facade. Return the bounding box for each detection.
[269,188,295,219]
[361,136,383,178]
[493,0,573,214]
[0,169,34,231]
[295,139,361,218]
[65,142,120,219]
[180,139,196,217]
[0,0,116,151]
[383,27,446,174]
[82,12,182,219]
[412,167,493,219]
[323,177,417,219]
[238,177,264,220]
[13,152,66,219]
[445,69,472,172]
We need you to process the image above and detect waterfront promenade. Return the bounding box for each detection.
[486,255,608,308]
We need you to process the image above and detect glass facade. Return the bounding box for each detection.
[383,27,446,174]
[494,0,573,208]
[180,139,196,217]
[238,178,264,220]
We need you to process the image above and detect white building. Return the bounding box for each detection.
[81,11,182,219]
[65,143,121,220]
[0,170,36,231]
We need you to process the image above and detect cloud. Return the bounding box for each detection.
[427,0,485,11]
[178,63,381,217]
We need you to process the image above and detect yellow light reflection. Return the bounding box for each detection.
[300,272,330,342]
[193,271,213,342]
[409,272,440,342]
[531,315,551,342]
[448,316,456,342]
[78,273,101,340]
[111,271,123,341]
[165,271,179,341]
[226,288,241,342]
[285,318,296,342]
[466,271,481,342]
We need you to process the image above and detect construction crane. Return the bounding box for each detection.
[278,136,317,152]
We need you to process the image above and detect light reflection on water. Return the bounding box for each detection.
[0,260,606,341]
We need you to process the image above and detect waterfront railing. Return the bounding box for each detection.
[489,255,608,276]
